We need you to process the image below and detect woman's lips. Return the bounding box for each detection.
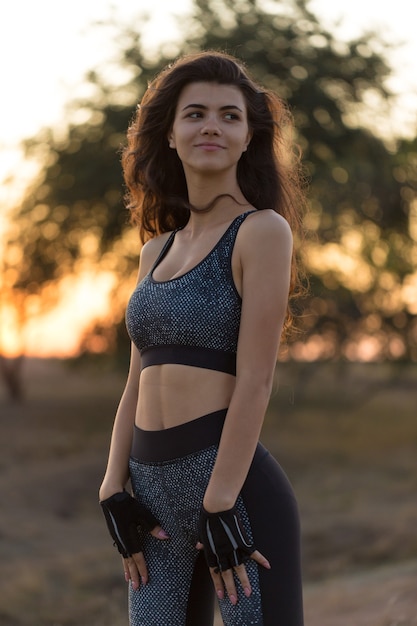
[195,143,225,151]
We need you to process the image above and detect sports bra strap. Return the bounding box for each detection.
[148,230,178,273]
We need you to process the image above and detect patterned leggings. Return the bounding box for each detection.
[128,410,304,626]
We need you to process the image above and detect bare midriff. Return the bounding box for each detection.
[135,364,235,430]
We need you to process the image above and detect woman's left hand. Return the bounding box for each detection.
[196,541,270,604]
[196,505,270,605]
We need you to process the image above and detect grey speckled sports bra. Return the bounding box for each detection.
[125,210,256,375]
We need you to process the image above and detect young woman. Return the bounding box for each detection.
[99,50,306,626]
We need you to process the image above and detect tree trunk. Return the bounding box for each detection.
[0,355,25,402]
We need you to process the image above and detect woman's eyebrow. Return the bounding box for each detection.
[181,103,243,112]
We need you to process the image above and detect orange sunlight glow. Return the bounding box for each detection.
[402,272,417,315]
[305,240,375,292]
[1,2,416,363]
[1,271,116,358]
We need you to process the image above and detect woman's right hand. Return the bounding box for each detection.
[122,521,169,589]
[100,490,169,589]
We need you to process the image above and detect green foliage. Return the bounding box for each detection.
[186,0,403,228]
[5,0,417,360]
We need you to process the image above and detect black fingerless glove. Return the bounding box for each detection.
[100,490,159,558]
[198,505,255,572]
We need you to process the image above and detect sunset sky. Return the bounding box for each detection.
[1,0,416,357]
[0,0,415,150]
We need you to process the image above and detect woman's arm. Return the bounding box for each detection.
[99,235,172,591]
[99,343,142,500]
[203,209,293,512]
[99,234,170,501]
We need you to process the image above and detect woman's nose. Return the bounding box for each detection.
[201,115,221,135]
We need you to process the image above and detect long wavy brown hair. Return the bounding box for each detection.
[122,50,308,329]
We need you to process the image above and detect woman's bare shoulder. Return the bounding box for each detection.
[240,209,292,247]
[138,232,173,278]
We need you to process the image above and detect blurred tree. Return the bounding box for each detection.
[2,28,159,363]
[4,0,417,364]
[180,0,417,360]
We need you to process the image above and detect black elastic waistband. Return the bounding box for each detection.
[140,345,236,376]
[130,409,228,463]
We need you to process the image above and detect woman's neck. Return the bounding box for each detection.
[181,170,251,232]
[183,196,252,237]
[185,168,245,209]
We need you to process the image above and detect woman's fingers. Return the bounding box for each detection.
[207,551,271,605]
[208,563,250,605]
[123,552,149,590]
[198,538,271,605]
[122,529,169,590]
[209,567,227,602]
[220,566,242,605]
[250,549,271,570]
[232,563,252,598]
[150,524,169,540]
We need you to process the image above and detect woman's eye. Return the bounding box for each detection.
[224,113,239,120]
[188,111,202,119]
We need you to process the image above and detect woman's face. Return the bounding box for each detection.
[168,81,252,177]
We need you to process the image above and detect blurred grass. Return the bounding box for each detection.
[0,358,416,625]
[265,361,417,580]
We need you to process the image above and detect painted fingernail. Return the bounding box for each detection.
[158,529,169,539]
[124,572,129,582]
[230,594,237,605]
[216,589,224,600]
[244,586,251,597]
[141,576,147,585]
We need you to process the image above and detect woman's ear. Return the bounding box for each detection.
[243,129,253,152]
[245,129,253,152]
[168,132,176,149]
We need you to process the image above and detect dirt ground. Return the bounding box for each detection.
[0,358,416,625]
